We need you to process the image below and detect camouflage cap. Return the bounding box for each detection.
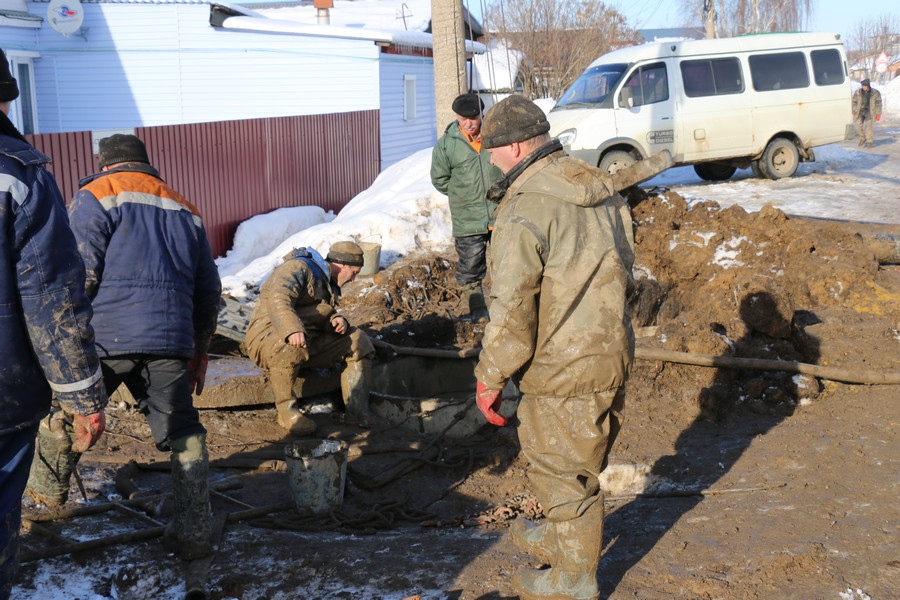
[326,241,364,267]
[481,95,550,149]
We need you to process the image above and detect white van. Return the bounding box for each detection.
[549,32,853,180]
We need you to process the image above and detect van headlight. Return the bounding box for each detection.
[556,128,577,147]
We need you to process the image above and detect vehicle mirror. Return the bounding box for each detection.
[619,87,634,108]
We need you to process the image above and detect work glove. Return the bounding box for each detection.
[188,337,210,395]
[71,411,106,453]
[475,381,507,427]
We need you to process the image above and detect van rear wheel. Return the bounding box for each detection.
[599,150,637,175]
[760,138,799,179]
[693,163,737,181]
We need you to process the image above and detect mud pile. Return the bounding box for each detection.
[342,189,898,422]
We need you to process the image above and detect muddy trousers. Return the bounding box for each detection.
[257,327,375,420]
[854,115,875,146]
[0,424,38,600]
[512,388,625,600]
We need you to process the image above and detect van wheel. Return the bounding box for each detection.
[751,160,764,178]
[760,138,799,179]
[599,151,636,175]
[693,163,737,181]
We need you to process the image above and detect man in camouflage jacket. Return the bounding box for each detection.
[473,95,635,600]
[851,78,883,149]
[244,242,375,435]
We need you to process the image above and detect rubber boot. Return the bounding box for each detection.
[464,283,489,323]
[511,498,605,600]
[510,518,557,565]
[271,367,316,436]
[341,358,376,426]
[24,414,76,507]
[163,433,212,560]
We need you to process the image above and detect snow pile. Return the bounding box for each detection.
[879,76,900,117]
[219,148,452,299]
[215,206,334,278]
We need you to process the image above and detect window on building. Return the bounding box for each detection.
[681,57,744,97]
[403,75,416,121]
[4,54,38,135]
[811,49,845,86]
[749,52,809,92]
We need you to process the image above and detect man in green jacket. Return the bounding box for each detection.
[430,93,504,322]
[473,95,635,600]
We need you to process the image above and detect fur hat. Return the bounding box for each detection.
[98,134,150,168]
[451,93,484,118]
[326,241,364,267]
[481,95,551,149]
[0,49,20,103]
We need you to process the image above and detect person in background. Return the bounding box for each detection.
[25,133,221,561]
[430,93,504,322]
[473,95,635,600]
[852,78,883,149]
[244,242,376,435]
[1,48,106,598]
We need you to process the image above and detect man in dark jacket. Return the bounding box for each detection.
[1,49,106,599]
[25,134,221,560]
[430,93,504,321]
[851,79,883,149]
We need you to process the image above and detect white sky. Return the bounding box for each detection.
[602,0,895,45]
[218,79,900,300]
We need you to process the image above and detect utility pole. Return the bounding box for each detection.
[704,0,716,39]
[431,0,468,137]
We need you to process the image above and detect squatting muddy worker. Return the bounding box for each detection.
[1,50,106,599]
[473,95,635,600]
[430,93,504,322]
[25,134,221,561]
[852,78,883,149]
[244,242,376,436]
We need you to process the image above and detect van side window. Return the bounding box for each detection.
[680,58,743,97]
[749,52,809,91]
[621,62,668,107]
[811,49,845,86]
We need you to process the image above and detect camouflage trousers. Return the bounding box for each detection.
[517,387,625,523]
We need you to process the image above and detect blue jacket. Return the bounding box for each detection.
[68,163,221,358]
[0,124,105,435]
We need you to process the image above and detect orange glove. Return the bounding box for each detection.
[187,349,209,395]
[475,381,507,426]
[71,411,106,453]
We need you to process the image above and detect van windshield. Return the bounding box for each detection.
[554,63,628,109]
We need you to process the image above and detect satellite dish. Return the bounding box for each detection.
[47,0,84,37]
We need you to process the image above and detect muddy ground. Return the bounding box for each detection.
[15,177,899,598]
